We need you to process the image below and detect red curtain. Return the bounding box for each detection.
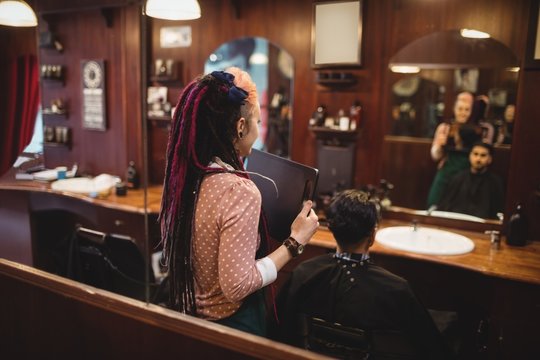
[0,54,40,175]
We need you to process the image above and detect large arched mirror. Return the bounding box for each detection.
[382,29,519,223]
[204,37,294,158]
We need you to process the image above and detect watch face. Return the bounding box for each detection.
[83,61,103,89]
[297,244,305,254]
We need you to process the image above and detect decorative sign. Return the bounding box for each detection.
[312,1,363,68]
[81,60,106,130]
[160,26,192,48]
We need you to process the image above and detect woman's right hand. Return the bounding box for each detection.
[290,200,319,245]
[434,123,450,147]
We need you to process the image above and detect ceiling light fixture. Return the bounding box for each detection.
[460,29,490,39]
[390,65,420,74]
[0,0,38,27]
[145,0,201,21]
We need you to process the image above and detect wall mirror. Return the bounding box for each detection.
[383,30,520,224]
[204,37,294,158]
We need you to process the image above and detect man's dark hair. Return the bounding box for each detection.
[471,141,494,156]
[326,189,379,248]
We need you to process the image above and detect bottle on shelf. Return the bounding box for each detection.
[126,161,140,189]
[506,203,528,246]
[350,100,362,131]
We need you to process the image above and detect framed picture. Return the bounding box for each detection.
[311,1,363,68]
[81,59,107,131]
[525,0,540,69]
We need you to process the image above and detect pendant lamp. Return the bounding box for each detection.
[0,0,38,27]
[145,0,201,20]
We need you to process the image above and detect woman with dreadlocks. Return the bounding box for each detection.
[160,68,319,336]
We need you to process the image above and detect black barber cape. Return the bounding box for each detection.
[438,169,504,219]
[276,253,453,359]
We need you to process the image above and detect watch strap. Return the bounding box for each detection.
[283,236,303,257]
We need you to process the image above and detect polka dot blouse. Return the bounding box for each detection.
[193,172,264,320]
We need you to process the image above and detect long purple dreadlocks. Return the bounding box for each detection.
[159,70,269,314]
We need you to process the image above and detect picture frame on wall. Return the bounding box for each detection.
[81,59,107,131]
[311,0,363,68]
[525,0,540,70]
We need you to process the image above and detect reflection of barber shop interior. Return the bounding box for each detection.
[2,0,540,358]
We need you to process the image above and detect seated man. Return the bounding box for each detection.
[276,190,453,359]
[437,142,504,219]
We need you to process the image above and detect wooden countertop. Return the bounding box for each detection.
[2,169,540,286]
[0,168,163,214]
[311,221,540,286]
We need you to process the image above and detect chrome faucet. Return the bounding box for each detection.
[427,205,437,216]
[411,220,418,232]
[485,230,501,250]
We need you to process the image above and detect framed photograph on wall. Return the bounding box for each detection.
[525,0,540,69]
[311,1,363,68]
[81,59,107,131]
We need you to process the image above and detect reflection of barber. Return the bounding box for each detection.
[495,104,515,145]
[437,142,504,219]
[427,92,484,207]
[266,87,289,156]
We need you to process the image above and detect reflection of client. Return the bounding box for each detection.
[437,142,504,219]
[427,92,484,207]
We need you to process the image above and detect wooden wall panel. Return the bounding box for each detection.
[11,0,538,239]
[0,259,322,359]
[37,2,142,178]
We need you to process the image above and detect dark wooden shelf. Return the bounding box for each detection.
[149,76,182,86]
[41,77,65,86]
[317,78,357,85]
[43,109,68,119]
[43,141,70,149]
[315,71,357,87]
[309,126,359,143]
[147,114,172,121]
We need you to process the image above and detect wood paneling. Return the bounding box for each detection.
[37,2,143,178]
[5,0,539,239]
[0,259,327,359]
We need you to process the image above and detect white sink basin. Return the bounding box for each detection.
[375,226,475,256]
[413,210,485,223]
[51,174,120,197]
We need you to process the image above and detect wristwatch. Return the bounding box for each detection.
[283,236,304,257]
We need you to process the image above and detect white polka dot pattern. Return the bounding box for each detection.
[192,172,263,320]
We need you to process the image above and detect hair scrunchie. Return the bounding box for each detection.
[211,70,248,105]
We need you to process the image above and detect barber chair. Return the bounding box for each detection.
[300,316,417,360]
[66,225,163,302]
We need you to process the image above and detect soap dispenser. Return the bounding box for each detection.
[506,203,528,246]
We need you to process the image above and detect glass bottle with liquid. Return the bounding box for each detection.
[126,161,140,189]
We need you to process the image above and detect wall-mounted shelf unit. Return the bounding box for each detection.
[315,71,357,87]
[309,126,359,144]
[43,109,68,120]
[148,114,172,122]
[43,141,71,149]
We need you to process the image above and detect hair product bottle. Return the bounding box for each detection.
[506,204,528,246]
[126,161,140,189]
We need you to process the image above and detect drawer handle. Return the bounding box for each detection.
[114,219,124,226]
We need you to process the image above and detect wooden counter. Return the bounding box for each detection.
[311,222,540,286]
[2,168,540,285]
[0,168,163,266]
[0,169,163,214]
[2,170,540,358]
